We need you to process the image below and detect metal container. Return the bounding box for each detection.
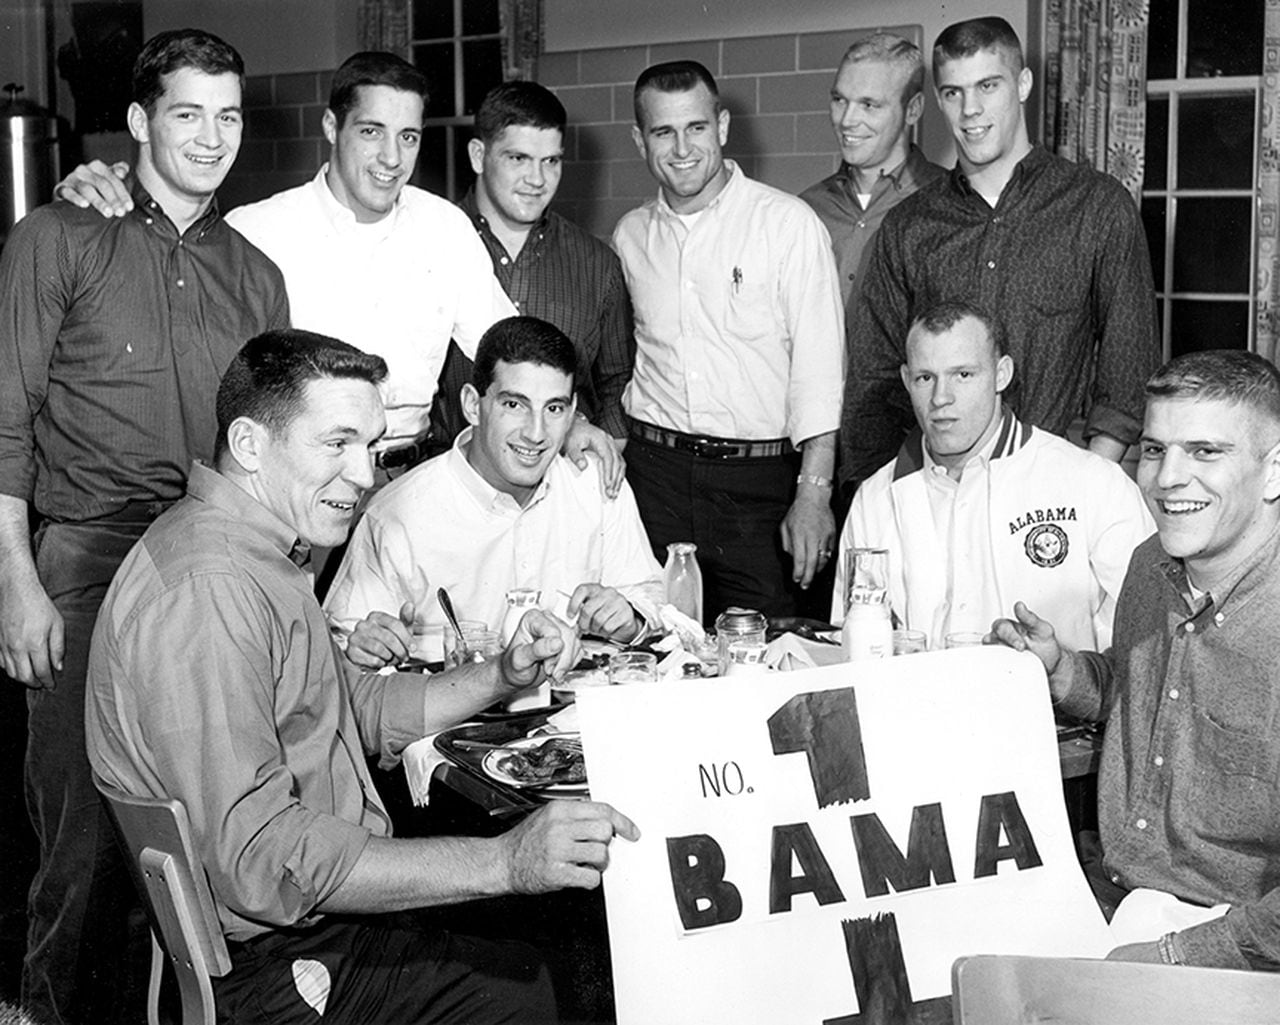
[1,84,60,248]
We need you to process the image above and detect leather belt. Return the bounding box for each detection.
[376,436,432,470]
[629,420,793,459]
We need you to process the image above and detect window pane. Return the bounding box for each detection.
[1187,0,1263,77]
[461,0,500,36]
[413,42,456,118]
[1176,94,1256,189]
[1169,299,1250,355]
[412,0,453,40]
[452,125,474,197]
[1172,197,1252,293]
[1142,197,1167,288]
[1147,0,1178,80]
[462,39,503,116]
[414,125,449,196]
[1144,97,1168,190]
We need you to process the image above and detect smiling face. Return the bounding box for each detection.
[934,46,1032,183]
[829,59,920,177]
[901,314,1013,476]
[1137,396,1280,588]
[470,124,564,232]
[632,83,730,214]
[128,67,242,214]
[461,359,575,506]
[323,84,423,223]
[248,376,385,548]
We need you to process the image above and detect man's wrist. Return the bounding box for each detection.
[1157,932,1184,966]
[796,474,833,489]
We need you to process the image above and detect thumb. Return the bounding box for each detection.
[399,600,415,627]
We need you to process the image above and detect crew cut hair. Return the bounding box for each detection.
[908,299,1007,357]
[633,60,719,126]
[1145,350,1280,428]
[474,81,567,142]
[473,316,578,395]
[214,329,388,461]
[932,16,1025,78]
[133,28,244,115]
[841,33,926,104]
[328,51,429,128]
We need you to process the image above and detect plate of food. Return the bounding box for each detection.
[481,734,588,793]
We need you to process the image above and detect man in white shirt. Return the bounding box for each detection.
[614,60,845,620]
[832,300,1153,651]
[325,316,663,667]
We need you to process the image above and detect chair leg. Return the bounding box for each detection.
[147,931,163,1025]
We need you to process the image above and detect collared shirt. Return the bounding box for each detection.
[86,463,430,942]
[457,188,635,439]
[324,430,664,662]
[800,145,945,317]
[1060,523,1280,969]
[834,411,1153,652]
[226,169,516,446]
[841,145,1160,488]
[612,160,844,445]
[0,183,289,521]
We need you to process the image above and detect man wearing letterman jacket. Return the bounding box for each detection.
[832,301,1153,651]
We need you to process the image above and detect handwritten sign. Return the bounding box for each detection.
[576,647,1112,1025]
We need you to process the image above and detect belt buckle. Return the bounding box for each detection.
[696,440,741,459]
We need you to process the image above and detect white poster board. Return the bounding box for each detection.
[576,646,1113,1025]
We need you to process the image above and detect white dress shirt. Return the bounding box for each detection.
[226,169,515,445]
[612,161,844,445]
[323,430,664,661]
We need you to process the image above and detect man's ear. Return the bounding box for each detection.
[631,124,646,159]
[126,102,150,145]
[1263,436,1280,503]
[467,138,486,176]
[461,383,482,427]
[905,91,925,127]
[899,363,911,391]
[717,106,730,147]
[1017,67,1033,104]
[322,108,338,147]
[225,417,267,473]
[995,354,1014,394]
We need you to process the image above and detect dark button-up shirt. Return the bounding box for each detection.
[432,189,635,442]
[1060,524,1280,969]
[87,463,430,942]
[0,181,289,521]
[800,145,945,325]
[840,146,1159,489]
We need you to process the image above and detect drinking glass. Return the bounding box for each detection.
[608,651,658,684]
[892,629,928,655]
[944,631,986,649]
[443,620,501,668]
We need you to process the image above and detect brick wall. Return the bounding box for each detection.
[221,68,334,212]
[542,24,923,238]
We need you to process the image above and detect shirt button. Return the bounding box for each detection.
[1214,612,1225,624]
[1169,688,1180,700]
[1185,622,1195,633]
[1111,873,1121,884]
[145,218,153,225]
[176,279,185,288]
[1154,755,1164,767]
[1136,818,1147,830]
[986,260,996,269]
[500,257,509,265]
[857,220,866,228]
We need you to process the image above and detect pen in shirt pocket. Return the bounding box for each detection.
[731,266,743,294]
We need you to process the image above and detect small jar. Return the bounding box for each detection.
[714,607,768,677]
[501,588,543,645]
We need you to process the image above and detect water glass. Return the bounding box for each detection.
[443,620,502,668]
[608,651,658,685]
[892,629,928,655]
[944,631,986,649]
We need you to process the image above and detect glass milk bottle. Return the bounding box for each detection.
[841,548,893,662]
[664,542,704,624]
[502,588,549,710]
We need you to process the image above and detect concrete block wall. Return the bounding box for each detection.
[542,24,923,238]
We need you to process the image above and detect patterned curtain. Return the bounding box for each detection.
[1256,0,1280,362]
[358,0,409,55]
[1043,0,1149,201]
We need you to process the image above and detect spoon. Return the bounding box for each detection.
[438,587,464,648]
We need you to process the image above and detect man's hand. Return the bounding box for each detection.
[0,574,64,689]
[780,484,835,589]
[1087,433,1128,463]
[344,601,415,670]
[564,418,625,499]
[502,799,640,893]
[569,582,642,643]
[1106,941,1164,964]
[988,601,1074,702]
[55,160,133,218]
[500,608,580,689]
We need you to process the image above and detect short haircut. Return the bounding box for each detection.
[907,299,1007,358]
[214,329,388,461]
[472,316,578,395]
[474,81,566,142]
[933,16,1025,78]
[1145,350,1280,430]
[840,33,926,105]
[633,60,719,126]
[328,51,428,129]
[133,29,244,115]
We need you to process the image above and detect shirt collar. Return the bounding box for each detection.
[458,185,553,248]
[448,427,553,512]
[185,462,303,561]
[129,177,223,240]
[309,164,400,238]
[654,158,742,218]
[1155,517,1280,615]
[893,409,1029,482]
[950,143,1050,199]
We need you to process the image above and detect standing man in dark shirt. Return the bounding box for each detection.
[0,29,288,1024]
[840,16,1159,496]
[430,81,635,452]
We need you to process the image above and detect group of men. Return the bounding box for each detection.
[0,10,1276,1025]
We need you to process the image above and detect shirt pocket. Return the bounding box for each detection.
[1186,709,1280,848]
[722,279,777,346]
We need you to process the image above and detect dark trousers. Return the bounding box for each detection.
[24,518,151,1025]
[215,915,556,1025]
[625,432,803,621]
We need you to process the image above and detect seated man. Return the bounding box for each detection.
[86,329,637,1024]
[994,349,1280,969]
[325,316,663,668]
[832,300,1152,651]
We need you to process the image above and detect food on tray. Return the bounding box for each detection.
[494,737,585,785]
